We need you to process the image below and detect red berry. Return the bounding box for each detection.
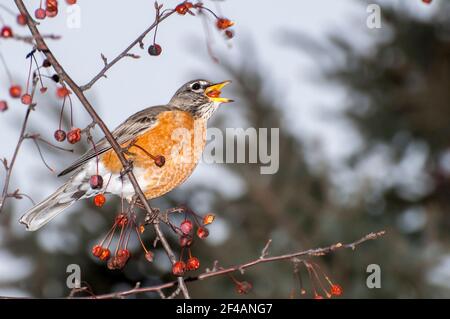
[9,85,22,98]
[197,227,209,239]
[117,249,131,260]
[235,281,252,295]
[35,8,47,20]
[216,18,234,30]
[314,294,324,300]
[1,26,13,38]
[21,94,32,105]
[67,128,81,144]
[172,261,186,276]
[89,175,103,189]
[46,9,58,18]
[330,284,343,296]
[175,3,190,15]
[422,0,432,3]
[154,155,165,167]
[0,101,8,112]
[56,86,70,98]
[17,14,27,26]
[115,214,128,227]
[54,129,66,142]
[186,256,200,271]
[66,0,77,4]
[99,248,111,261]
[148,44,162,56]
[180,220,193,235]
[92,245,103,257]
[225,30,234,39]
[145,251,154,262]
[179,236,193,247]
[93,194,106,207]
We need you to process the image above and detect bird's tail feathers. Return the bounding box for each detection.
[19,181,86,231]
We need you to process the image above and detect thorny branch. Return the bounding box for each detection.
[70,231,386,299]
[14,0,189,298]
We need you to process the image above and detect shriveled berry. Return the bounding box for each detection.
[35,8,46,20]
[145,251,154,262]
[180,220,193,235]
[40,87,48,93]
[54,129,66,142]
[0,101,8,112]
[186,256,200,271]
[17,14,27,26]
[154,155,165,167]
[21,94,32,105]
[314,294,324,300]
[93,194,106,207]
[45,9,58,18]
[9,85,22,98]
[99,248,111,261]
[216,18,234,30]
[89,175,103,189]
[148,44,162,56]
[225,30,234,39]
[197,227,209,239]
[179,236,193,247]
[51,74,60,82]
[330,284,343,296]
[92,245,103,257]
[203,214,215,225]
[1,26,13,38]
[42,59,51,67]
[172,261,186,276]
[67,127,81,144]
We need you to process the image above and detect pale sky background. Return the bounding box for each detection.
[0,0,443,296]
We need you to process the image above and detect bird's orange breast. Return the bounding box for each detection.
[100,110,207,199]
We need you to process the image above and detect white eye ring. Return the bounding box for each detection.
[191,82,202,92]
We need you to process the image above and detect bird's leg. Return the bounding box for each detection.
[119,160,134,180]
[121,138,138,157]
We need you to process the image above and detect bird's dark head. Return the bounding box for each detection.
[169,79,233,119]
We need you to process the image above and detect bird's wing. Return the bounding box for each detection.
[58,105,174,177]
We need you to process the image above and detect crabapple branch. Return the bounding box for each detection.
[80,5,176,91]
[0,75,39,214]
[74,230,386,299]
[14,0,189,298]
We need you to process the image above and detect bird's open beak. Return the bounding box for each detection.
[205,81,233,103]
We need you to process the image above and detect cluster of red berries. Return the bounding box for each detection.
[34,0,77,20]
[171,213,215,276]
[147,1,235,57]
[290,261,343,299]
[92,212,153,270]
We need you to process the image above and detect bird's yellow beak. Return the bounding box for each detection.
[205,81,233,103]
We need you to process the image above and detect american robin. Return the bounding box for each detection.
[20,79,232,231]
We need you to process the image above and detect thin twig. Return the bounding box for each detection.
[153,220,190,299]
[0,76,39,213]
[80,7,175,91]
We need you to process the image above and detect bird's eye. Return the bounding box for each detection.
[191,82,201,91]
